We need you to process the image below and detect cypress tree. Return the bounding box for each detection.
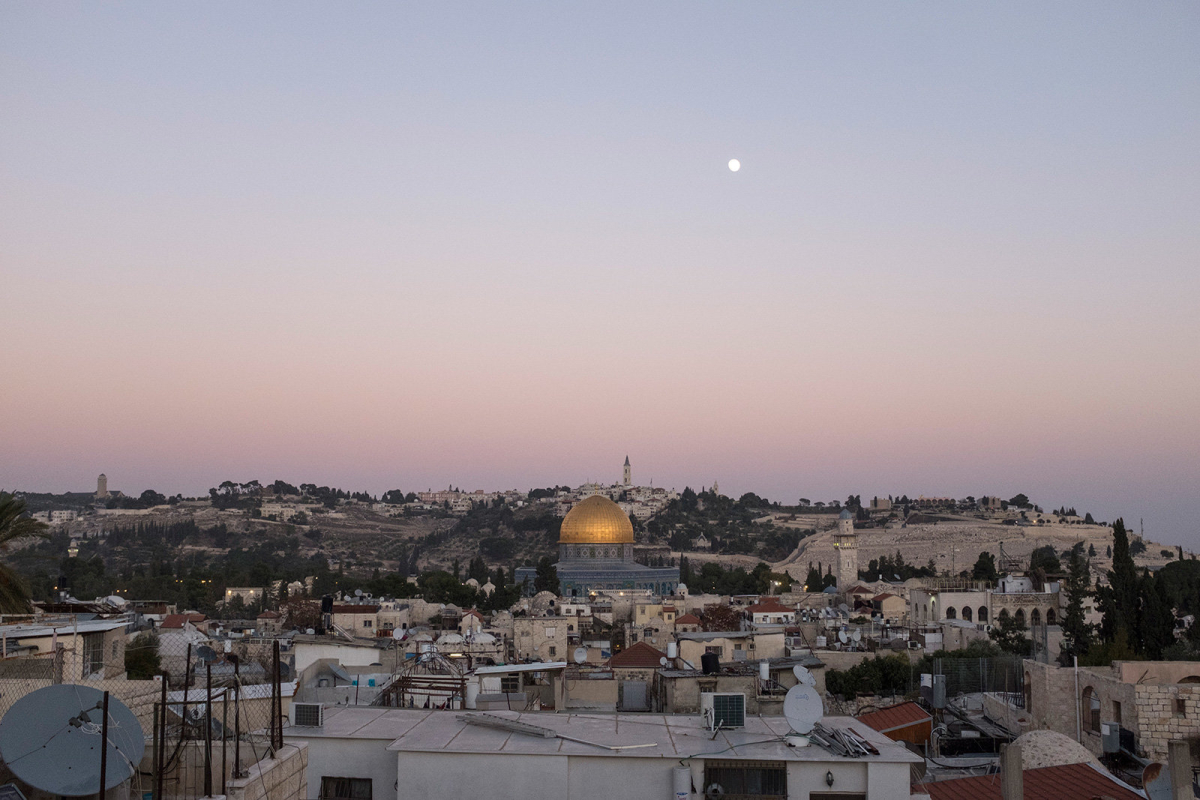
[1059,546,1094,663]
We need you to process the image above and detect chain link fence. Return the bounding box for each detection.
[0,621,285,800]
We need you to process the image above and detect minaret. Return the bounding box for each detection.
[623,456,631,487]
[96,473,109,499]
[834,509,858,589]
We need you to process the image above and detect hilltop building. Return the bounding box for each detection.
[515,494,679,597]
[623,455,631,486]
[96,473,108,499]
[834,508,858,589]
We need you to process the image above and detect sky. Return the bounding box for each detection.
[2,4,1198,549]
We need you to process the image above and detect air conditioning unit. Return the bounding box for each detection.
[701,693,745,729]
[292,702,324,727]
[1100,722,1119,754]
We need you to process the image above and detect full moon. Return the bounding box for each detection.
[728,159,741,172]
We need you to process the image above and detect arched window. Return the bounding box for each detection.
[1046,608,1056,625]
[978,606,988,623]
[1014,609,1026,626]
[1083,687,1101,733]
[962,607,973,622]
[1030,609,1041,626]
[946,607,957,620]
[1179,675,1200,684]
[999,609,1010,622]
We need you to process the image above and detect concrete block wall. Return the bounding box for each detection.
[226,743,308,800]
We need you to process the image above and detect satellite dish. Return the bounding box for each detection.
[0,685,145,796]
[659,656,669,667]
[392,628,407,641]
[573,647,588,664]
[838,631,848,644]
[354,589,363,597]
[793,665,816,686]
[894,574,901,581]
[783,683,824,735]
[852,630,862,642]
[197,645,217,663]
[839,604,850,613]
[1142,763,1173,800]
[704,783,725,799]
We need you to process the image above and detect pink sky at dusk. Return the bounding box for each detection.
[2,4,1198,548]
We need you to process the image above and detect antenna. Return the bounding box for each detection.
[0,685,145,796]
[573,647,588,664]
[782,683,824,740]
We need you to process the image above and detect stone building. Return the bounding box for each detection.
[513,615,576,662]
[1001,659,1200,762]
[834,509,858,590]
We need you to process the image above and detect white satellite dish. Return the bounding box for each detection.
[838,631,849,644]
[793,665,816,686]
[1142,763,1173,800]
[0,685,146,796]
[783,683,824,737]
[660,656,669,667]
[852,629,862,642]
[573,647,588,664]
[354,588,363,597]
[392,628,407,640]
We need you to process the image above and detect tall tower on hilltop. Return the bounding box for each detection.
[622,456,631,487]
[834,508,858,589]
[96,473,108,499]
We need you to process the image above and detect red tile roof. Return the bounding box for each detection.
[745,600,794,614]
[160,613,207,629]
[257,611,281,619]
[921,762,1142,800]
[463,609,484,620]
[856,701,931,733]
[675,613,701,625]
[607,641,668,669]
[872,592,899,602]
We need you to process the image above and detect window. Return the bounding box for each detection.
[363,620,372,628]
[946,607,957,620]
[320,777,371,800]
[705,646,723,658]
[545,627,556,637]
[978,606,988,622]
[1176,698,1186,717]
[630,632,638,643]
[500,675,520,694]
[548,646,556,657]
[82,634,104,677]
[703,760,786,799]
[1082,687,1101,733]
[1113,700,1122,725]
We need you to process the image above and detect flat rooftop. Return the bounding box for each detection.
[284,708,924,765]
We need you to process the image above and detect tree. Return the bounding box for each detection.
[124,632,162,679]
[972,551,999,582]
[1008,493,1031,509]
[701,603,743,632]
[466,556,488,583]
[1059,546,1094,664]
[1103,519,1139,642]
[804,564,823,592]
[533,557,559,595]
[1137,571,1175,659]
[0,493,48,613]
[1029,545,1061,574]
[989,613,1031,655]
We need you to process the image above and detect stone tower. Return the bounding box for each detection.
[834,508,858,589]
[622,455,631,487]
[96,473,109,499]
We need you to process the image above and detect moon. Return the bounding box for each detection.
[728,159,741,172]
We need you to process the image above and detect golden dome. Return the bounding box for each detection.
[559,495,634,545]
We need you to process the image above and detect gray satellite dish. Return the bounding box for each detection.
[197,645,217,663]
[838,631,848,644]
[659,656,669,667]
[1141,763,1173,800]
[792,665,816,687]
[392,628,406,640]
[782,683,823,735]
[354,589,363,597]
[839,603,850,613]
[573,647,588,664]
[0,685,145,796]
[852,630,862,643]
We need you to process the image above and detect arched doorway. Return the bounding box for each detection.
[962,606,973,622]
[978,606,988,623]
[1082,686,1101,732]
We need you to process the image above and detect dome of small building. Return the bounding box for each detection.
[1011,730,1101,770]
[839,508,853,520]
[559,495,634,545]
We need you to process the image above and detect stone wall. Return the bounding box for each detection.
[1132,683,1200,762]
[226,742,308,800]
